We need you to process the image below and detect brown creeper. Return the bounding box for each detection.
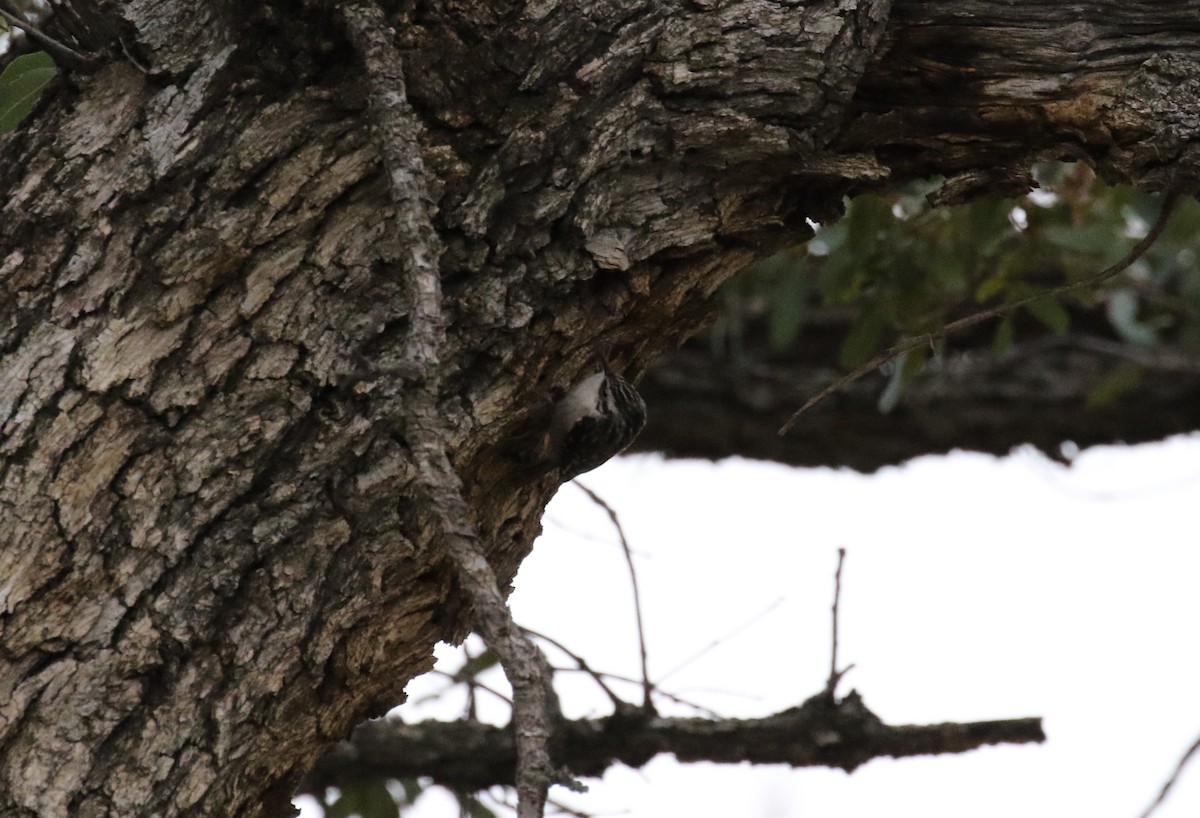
[548,364,647,480]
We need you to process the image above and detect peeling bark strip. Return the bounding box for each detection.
[302,692,1045,793]
[2,2,1200,817]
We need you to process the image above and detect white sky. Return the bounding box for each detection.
[299,434,1200,818]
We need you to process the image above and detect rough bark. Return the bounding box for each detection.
[1,2,1199,817]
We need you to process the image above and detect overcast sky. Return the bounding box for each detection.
[300,433,1200,818]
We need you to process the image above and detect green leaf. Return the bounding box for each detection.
[993,315,1015,358]
[0,51,57,133]
[455,647,501,679]
[877,348,927,414]
[1105,289,1158,346]
[838,308,887,369]
[877,354,907,414]
[900,345,928,380]
[1041,223,1118,255]
[1086,362,1143,409]
[810,221,846,255]
[1025,296,1070,335]
[929,251,967,292]
[325,779,400,818]
[456,793,498,818]
[397,778,425,804]
[975,274,1008,303]
[1164,194,1200,243]
[767,270,808,349]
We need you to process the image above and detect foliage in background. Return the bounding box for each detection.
[320,777,430,818]
[721,164,1200,408]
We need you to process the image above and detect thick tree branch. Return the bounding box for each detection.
[335,3,560,816]
[632,333,1200,472]
[301,692,1045,794]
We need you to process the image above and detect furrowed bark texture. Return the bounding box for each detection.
[1,1,1199,817]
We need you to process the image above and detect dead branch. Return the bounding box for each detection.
[301,691,1045,794]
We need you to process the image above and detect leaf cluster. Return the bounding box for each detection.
[723,163,1200,408]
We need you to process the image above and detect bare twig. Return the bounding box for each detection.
[428,668,514,707]
[524,627,731,718]
[522,626,627,711]
[555,669,726,719]
[825,547,853,696]
[0,4,93,67]
[334,3,561,815]
[656,596,786,683]
[779,192,1181,433]
[1136,731,1200,818]
[572,481,653,709]
[529,626,727,717]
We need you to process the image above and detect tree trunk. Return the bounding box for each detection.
[1,1,1198,816]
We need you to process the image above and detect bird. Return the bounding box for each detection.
[546,362,647,480]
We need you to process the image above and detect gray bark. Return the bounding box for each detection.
[1,1,1199,817]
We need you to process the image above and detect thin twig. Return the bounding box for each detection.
[572,481,654,709]
[0,4,93,67]
[526,628,741,718]
[118,35,150,74]
[527,611,735,717]
[830,548,843,684]
[824,548,852,696]
[334,3,561,815]
[554,669,726,719]
[427,668,514,706]
[1136,731,1200,818]
[779,192,1181,433]
[522,626,628,711]
[655,596,786,683]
